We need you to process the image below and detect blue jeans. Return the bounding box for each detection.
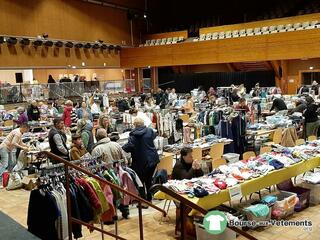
[0,148,17,181]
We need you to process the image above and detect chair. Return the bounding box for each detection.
[172,37,178,44]
[269,25,277,33]
[160,38,167,45]
[4,120,13,127]
[212,32,219,39]
[301,21,310,29]
[253,27,261,35]
[242,151,256,160]
[209,143,224,161]
[260,146,272,154]
[264,128,283,146]
[157,154,174,176]
[277,24,285,32]
[308,135,317,141]
[212,158,227,169]
[285,23,294,31]
[179,114,189,123]
[178,36,184,42]
[246,28,254,36]
[154,39,161,45]
[199,34,206,41]
[295,138,305,146]
[205,33,212,40]
[307,20,319,29]
[192,147,202,161]
[218,31,225,39]
[166,37,173,44]
[294,22,302,30]
[261,26,269,34]
[150,39,156,46]
[232,30,239,37]
[239,29,246,37]
[225,31,232,38]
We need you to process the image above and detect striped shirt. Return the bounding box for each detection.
[0,128,23,151]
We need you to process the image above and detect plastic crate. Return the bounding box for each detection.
[277,179,310,212]
[300,182,320,205]
[272,191,298,219]
[243,204,271,229]
[194,222,236,240]
[223,153,240,163]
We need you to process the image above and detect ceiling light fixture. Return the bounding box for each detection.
[20,38,30,46]
[65,41,74,48]
[33,39,43,47]
[7,37,17,45]
[55,41,63,48]
[84,43,92,49]
[44,40,53,47]
[75,43,83,48]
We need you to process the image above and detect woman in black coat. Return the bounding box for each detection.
[122,117,159,203]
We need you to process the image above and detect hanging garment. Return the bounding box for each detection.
[217,120,235,153]
[119,166,139,205]
[231,115,246,157]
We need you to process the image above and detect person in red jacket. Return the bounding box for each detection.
[62,100,73,128]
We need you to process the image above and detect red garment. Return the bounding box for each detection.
[235,104,250,113]
[62,106,73,127]
[99,181,116,222]
[76,178,102,212]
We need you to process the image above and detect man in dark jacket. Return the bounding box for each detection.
[27,100,40,121]
[48,118,69,161]
[122,117,159,203]
[270,97,287,112]
[172,147,203,180]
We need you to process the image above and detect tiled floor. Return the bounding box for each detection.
[1,188,320,240]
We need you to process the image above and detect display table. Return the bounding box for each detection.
[155,156,320,215]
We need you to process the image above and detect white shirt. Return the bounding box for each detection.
[206,215,225,231]
[91,103,101,114]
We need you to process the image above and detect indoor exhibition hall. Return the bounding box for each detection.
[2,0,320,240]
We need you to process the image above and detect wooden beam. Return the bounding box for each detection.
[226,63,236,71]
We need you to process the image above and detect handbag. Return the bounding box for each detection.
[6,172,23,190]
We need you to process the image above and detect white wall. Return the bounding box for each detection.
[0,70,34,84]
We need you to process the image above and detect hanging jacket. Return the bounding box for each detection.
[119,166,139,205]
[122,126,160,176]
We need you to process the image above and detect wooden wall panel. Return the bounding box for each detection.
[0,44,120,68]
[144,30,188,40]
[121,29,320,68]
[0,0,138,45]
[200,13,320,35]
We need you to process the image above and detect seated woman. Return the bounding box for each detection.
[172,147,203,180]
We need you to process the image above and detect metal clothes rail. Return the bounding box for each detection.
[40,151,167,240]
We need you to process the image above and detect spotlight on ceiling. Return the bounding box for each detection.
[20,38,30,46]
[33,39,43,47]
[108,45,115,50]
[75,43,83,48]
[84,43,92,49]
[101,44,108,50]
[143,13,147,19]
[92,43,100,49]
[42,33,49,39]
[65,41,74,48]
[0,36,4,44]
[55,41,63,48]
[7,37,18,45]
[44,40,53,47]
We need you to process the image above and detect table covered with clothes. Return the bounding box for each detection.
[155,141,320,215]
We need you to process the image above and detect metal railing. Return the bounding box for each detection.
[0,79,136,104]
[40,151,166,240]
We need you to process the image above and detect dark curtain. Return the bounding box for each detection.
[158,68,275,93]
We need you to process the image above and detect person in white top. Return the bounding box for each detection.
[0,123,30,184]
[91,100,101,115]
[129,108,152,128]
[168,88,178,106]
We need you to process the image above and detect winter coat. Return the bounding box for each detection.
[122,126,159,175]
[91,138,126,164]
